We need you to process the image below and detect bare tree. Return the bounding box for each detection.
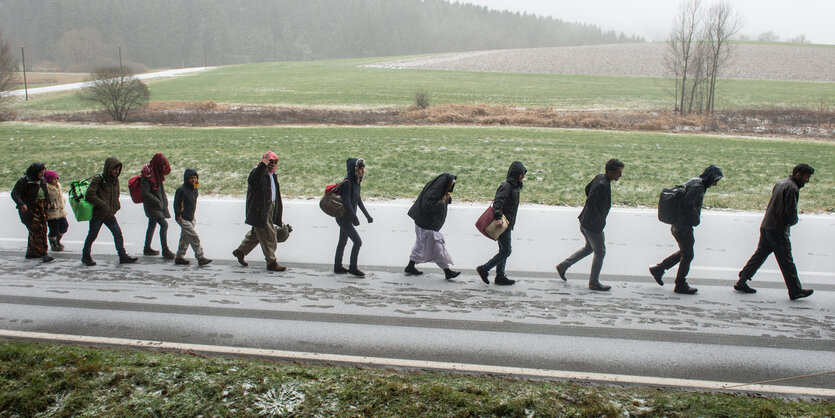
[703,1,742,113]
[0,30,19,109]
[757,30,780,42]
[78,66,150,122]
[665,0,703,115]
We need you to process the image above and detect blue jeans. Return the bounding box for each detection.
[481,229,512,277]
[83,216,126,257]
[145,217,169,249]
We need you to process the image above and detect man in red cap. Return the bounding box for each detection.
[232,152,287,271]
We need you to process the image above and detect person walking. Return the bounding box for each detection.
[11,162,54,262]
[476,161,527,286]
[232,152,287,271]
[140,153,174,259]
[649,165,723,294]
[735,164,815,300]
[334,158,373,277]
[44,170,69,252]
[81,157,138,266]
[556,159,624,291]
[405,172,460,280]
[173,168,211,266]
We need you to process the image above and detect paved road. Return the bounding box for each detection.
[0,195,832,395]
[9,67,213,97]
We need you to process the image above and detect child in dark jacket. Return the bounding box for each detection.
[173,169,211,266]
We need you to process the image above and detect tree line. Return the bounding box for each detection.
[0,0,642,72]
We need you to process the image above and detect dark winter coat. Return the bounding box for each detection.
[244,162,283,227]
[577,173,612,233]
[173,168,198,222]
[408,173,456,231]
[141,176,170,219]
[11,163,49,226]
[677,165,723,227]
[85,157,122,219]
[492,161,527,230]
[761,176,801,233]
[339,158,371,225]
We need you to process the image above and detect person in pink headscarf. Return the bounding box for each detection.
[232,152,287,271]
[141,153,174,259]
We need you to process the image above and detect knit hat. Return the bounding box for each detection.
[44,170,59,183]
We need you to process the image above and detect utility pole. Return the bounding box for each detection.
[203,44,207,68]
[20,47,28,101]
[118,46,123,74]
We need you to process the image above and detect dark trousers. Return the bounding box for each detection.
[144,217,169,249]
[335,217,362,270]
[47,217,69,237]
[83,216,126,257]
[560,226,606,285]
[739,228,803,297]
[657,225,694,285]
[482,229,512,277]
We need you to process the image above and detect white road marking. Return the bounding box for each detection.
[0,329,831,397]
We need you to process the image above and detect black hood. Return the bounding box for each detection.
[506,161,527,186]
[102,157,122,180]
[183,168,198,188]
[25,162,46,182]
[699,165,724,188]
[345,157,364,184]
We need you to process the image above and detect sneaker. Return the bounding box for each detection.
[476,265,490,284]
[81,255,96,266]
[348,268,365,277]
[119,255,138,264]
[197,258,213,266]
[444,269,461,280]
[649,265,664,286]
[674,284,698,295]
[334,266,349,274]
[143,247,160,256]
[405,265,423,276]
[556,263,568,281]
[267,261,287,272]
[42,254,54,263]
[790,289,813,300]
[589,283,611,291]
[162,249,176,260]
[232,249,248,266]
[175,257,190,265]
[734,279,756,294]
[495,275,516,286]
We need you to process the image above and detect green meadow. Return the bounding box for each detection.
[3,123,832,212]
[12,57,835,113]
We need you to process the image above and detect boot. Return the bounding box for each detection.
[81,255,96,266]
[42,254,54,263]
[348,268,365,277]
[556,262,568,281]
[495,275,516,286]
[674,283,698,295]
[734,278,756,294]
[444,268,461,280]
[174,257,190,265]
[589,283,611,291]
[476,265,490,284]
[267,261,287,272]
[197,257,213,266]
[55,234,65,251]
[405,260,423,275]
[334,265,349,274]
[162,248,176,260]
[789,289,813,300]
[232,249,248,266]
[649,265,665,286]
[49,237,61,252]
[119,254,138,264]
[143,246,160,256]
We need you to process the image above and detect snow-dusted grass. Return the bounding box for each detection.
[1,341,831,416]
[2,123,833,212]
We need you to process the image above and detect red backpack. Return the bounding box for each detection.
[128,175,143,203]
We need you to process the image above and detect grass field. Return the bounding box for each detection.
[2,123,832,212]
[11,57,835,113]
[2,341,831,417]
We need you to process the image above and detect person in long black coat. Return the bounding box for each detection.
[476,161,526,286]
[405,172,460,279]
[11,162,53,262]
[556,159,624,291]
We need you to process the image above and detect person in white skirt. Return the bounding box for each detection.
[405,173,460,280]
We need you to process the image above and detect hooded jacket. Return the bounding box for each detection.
[492,161,527,230]
[85,157,123,219]
[761,176,801,232]
[45,181,67,220]
[173,168,199,222]
[577,173,612,233]
[11,162,49,226]
[408,173,456,231]
[339,158,371,224]
[244,161,283,227]
[141,154,171,219]
[678,165,723,227]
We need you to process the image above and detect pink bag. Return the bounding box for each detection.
[475,205,508,240]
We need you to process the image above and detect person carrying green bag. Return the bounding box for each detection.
[80,157,138,266]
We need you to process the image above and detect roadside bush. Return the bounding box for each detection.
[414,90,431,109]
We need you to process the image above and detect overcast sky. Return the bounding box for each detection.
[461,0,835,45]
